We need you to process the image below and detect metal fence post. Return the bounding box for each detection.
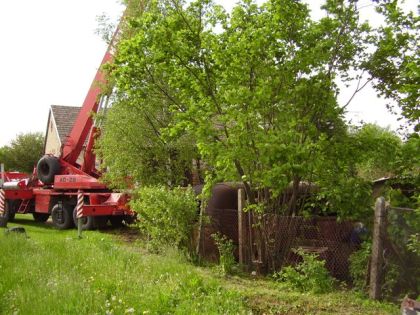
[369,197,387,300]
[0,189,6,228]
[77,190,84,238]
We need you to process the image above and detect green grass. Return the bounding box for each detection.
[0,215,245,314]
[220,277,398,315]
[0,215,398,314]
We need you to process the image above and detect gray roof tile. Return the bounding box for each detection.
[50,105,81,143]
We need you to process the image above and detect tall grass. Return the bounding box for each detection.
[0,216,246,314]
[0,215,398,315]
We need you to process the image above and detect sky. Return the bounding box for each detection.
[0,0,417,147]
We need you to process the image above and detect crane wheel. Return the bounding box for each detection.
[51,203,74,230]
[0,214,7,227]
[37,155,61,185]
[109,216,124,228]
[72,207,95,230]
[4,200,18,222]
[93,216,108,229]
[33,212,50,222]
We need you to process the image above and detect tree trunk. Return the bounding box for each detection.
[288,177,301,216]
[234,159,255,204]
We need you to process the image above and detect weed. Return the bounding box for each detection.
[212,232,236,276]
[349,241,371,294]
[274,248,335,294]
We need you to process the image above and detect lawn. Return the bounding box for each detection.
[0,215,398,314]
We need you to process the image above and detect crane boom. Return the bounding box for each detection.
[61,51,112,166]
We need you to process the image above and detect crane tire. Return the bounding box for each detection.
[72,207,95,230]
[109,216,124,228]
[37,155,61,185]
[93,216,108,229]
[5,200,18,221]
[0,204,8,227]
[51,203,74,230]
[0,217,7,228]
[33,212,50,222]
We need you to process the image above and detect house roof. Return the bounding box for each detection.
[50,105,81,143]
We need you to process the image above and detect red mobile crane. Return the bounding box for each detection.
[0,22,135,230]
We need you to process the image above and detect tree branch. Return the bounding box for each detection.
[343,75,373,109]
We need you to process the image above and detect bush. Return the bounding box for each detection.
[274,249,335,294]
[131,186,198,252]
[385,188,420,299]
[350,238,418,300]
[349,241,371,293]
[212,233,236,275]
[408,233,420,254]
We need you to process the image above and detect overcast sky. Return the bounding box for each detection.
[0,0,417,147]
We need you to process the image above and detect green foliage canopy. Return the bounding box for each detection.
[363,1,420,129]
[98,0,418,218]
[0,132,44,173]
[350,124,402,181]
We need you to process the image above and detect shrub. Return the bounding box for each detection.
[131,186,198,252]
[350,239,417,301]
[349,241,371,294]
[212,233,236,275]
[408,233,420,254]
[274,249,335,294]
[350,242,402,300]
[385,188,420,299]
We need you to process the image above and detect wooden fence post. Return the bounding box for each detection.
[238,188,246,265]
[369,197,387,300]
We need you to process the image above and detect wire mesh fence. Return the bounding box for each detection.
[249,215,358,280]
[379,205,420,300]
[199,208,239,262]
[194,185,419,303]
[198,206,359,281]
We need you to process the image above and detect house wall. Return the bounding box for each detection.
[44,107,91,166]
[44,117,61,156]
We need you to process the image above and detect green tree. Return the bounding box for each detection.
[0,147,10,169]
[362,1,420,129]
[100,0,417,219]
[96,94,197,188]
[350,124,402,181]
[343,124,419,183]
[394,133,420,179]
[0,132,44,173]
